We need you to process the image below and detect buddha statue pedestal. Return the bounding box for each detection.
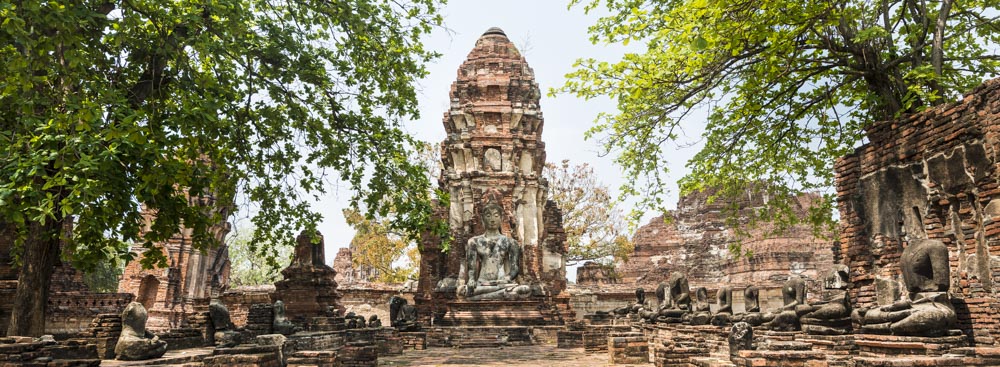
[797,334,856,365]
[852,333,968,365]
[437,300,550,326]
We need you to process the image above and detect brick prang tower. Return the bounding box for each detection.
[416,27,569,321]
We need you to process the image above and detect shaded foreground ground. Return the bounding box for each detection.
[379,345,652,367]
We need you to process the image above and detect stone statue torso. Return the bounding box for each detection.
[470,233,518,284]
[901,239,949,294]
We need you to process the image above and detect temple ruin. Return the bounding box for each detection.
[5,27,1000,367]
[584,188,838,312]
[117,195,233,331]
[415,27,572,327]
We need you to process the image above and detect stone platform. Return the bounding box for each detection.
[851,333,971,366]
[437,300,551,326]
[100,347,214,366]
[424,325,563,348]
[379,344,652,366]
[853,333,968,357]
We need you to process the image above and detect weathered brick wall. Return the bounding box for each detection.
[339,289,413,325]
[576,261,618,286]
[567,288,635,320]
[45,293,133,337]
[415,27,569,320]
[836,78,1000,345]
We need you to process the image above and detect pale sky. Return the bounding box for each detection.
[298,1,705,279]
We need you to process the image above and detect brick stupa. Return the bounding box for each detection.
[273,230,345,329]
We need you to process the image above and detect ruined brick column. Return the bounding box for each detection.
[273,230,344,327]
[416,27,568,322]
[117,193,232,331]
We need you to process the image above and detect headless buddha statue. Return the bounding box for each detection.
[854,239,957,336]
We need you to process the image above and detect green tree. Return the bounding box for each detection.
[544,160,633,266]
[343,208,416,283]
[0,0,443,336]
[227,225,292,287]
[81,250,124,293]
[338,142,444,284]
[560,0,1000,235]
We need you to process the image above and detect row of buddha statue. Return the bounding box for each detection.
[611,239,958,337]
[114,295,418,361]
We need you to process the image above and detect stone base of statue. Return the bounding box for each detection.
[766,310,802,331]
[308,316,347,332]
[852,332,969,366]
[657,316,685,324]
[689,312,711,325]
[801,317,851,335]
[710,313,732,326]
[437,300,555,326]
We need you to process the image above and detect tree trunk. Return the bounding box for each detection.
[6,220,61,337]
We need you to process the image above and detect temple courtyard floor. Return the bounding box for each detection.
[378,345,653,366]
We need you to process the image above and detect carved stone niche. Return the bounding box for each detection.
[484,148,502,172]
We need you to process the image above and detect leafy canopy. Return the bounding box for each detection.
[339,143,441,283]
[544,160,632,266]
[227,224,292,287]
[560,0,1000,232]
[0,0,444,270]
[343,208,417,283]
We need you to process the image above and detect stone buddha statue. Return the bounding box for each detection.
[115,302,168,360]
[209,299,244,347]
[733,286,763,326]
[272,300,300,335]
[854,239,957,336]
[654,272,691,322]
[617,288,647,316]
[765,275,810,331]
[690,287,712,325]
[459,202,532,301]
[800,265,852,334]
[711,286,734,326]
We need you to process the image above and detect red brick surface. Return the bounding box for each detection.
[836,79,1000,345]
[415,28,569,322]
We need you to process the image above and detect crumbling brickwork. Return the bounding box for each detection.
[117,194,232,331]
[415,27,569,318]
[836,78,1000,345]
[273,231,344,326]
[618,189,835,294]
[575,261,618,286]
[333,247,381,285]
[219,286,273,328]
